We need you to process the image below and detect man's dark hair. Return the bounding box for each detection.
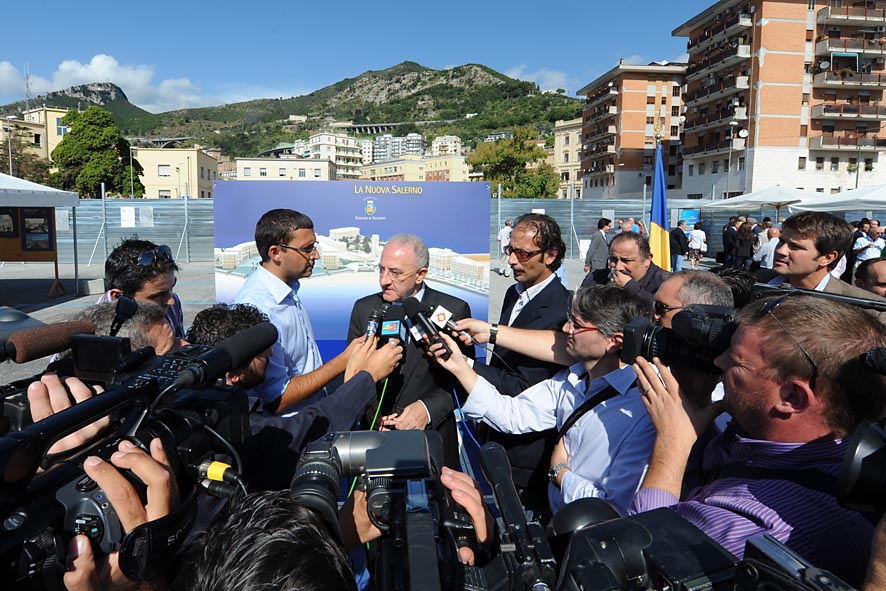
[597,217,611,230]
[570,285,653,336]
[762,217,772,224]
[171,491,356,591]
[856,256,886,290]
[513,213,566,272]
[609,231,652,259]
[104,238,178,295]
[254,209,314,262]
[739,295,886,436]
[710,267,755,308]
[187,303,269,347]
[781,212,853,269]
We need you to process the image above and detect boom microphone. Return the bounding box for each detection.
[0,321,96,364]
[402,297,451,360]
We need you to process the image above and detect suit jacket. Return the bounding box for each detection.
[585,230,610,270]
[473,277,570,512]
[669,228,689,256]
[348,285,473,467]
[824,276,886,324]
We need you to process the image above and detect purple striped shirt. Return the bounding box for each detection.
[630,424,871,587]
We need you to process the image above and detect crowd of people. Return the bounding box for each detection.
[10,206,886,590]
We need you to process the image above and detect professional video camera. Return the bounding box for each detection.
[620,305,738,373]
[0,321,277,590]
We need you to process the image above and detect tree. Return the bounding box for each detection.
[0,124,52,184]
[50,106,144,198]
[466,126,558,198]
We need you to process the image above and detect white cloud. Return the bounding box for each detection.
[622,54,648,66]
[505,65,571,92]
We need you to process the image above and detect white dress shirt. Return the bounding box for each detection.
[753,237,779,269]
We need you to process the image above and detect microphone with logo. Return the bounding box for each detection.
[364,303,391,341]
[378,305,407,348]
[427,304,477,345]
[402,297,452,361]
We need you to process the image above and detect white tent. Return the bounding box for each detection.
[701,185,820,220]
[0,172,81,295]
[788,184,886,212]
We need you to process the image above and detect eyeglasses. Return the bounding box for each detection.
[278,242,319,256]
[377,265,421,281]
[654,301,684,317]
[137,245,173,267]
[755,295,818,391]
[504,245,544,262]
[566,311,600,335]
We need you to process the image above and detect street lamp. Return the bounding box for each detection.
[5,115,15,176]
[725,120,739,199]
[129,145,135,198]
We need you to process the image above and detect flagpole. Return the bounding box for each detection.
[650,120,671,272]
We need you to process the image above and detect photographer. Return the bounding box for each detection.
[631,294,886,587]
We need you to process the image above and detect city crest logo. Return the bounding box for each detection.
[364,198,377,216]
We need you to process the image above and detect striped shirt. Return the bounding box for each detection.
[630,423,872,587]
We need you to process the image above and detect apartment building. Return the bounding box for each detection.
[675,0,886,198]
[373,133,426,162]
[133,147,218,199]
[424,154,469,181]
[554,118,583,199]
[235,157,336,181]
[1,106,71,162]
[431,135,464,156]
[308,131,362,179]
[578,60,687,200]
[361,155,425,181]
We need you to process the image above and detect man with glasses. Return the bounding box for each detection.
[432,285,655,516]
[235,209,361,415]
[98,238,185,339]
[579,232,669,302]
[347,233,472,468]
[631,295,886,587]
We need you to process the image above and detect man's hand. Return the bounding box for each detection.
[363,340,403,382]
[453,318,491,346]
[64,438,177,591]
[440,467,493,565]
[610,267,632,287]
[28,374,108,455]
[339,488,382,550]
[550,437,570,488]
[339,335,367,363]
[379,401,429,431]
[429,332,478,392]
[344,335,376,382]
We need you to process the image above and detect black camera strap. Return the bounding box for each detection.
[557,378,637,440]
[118,491,197,581]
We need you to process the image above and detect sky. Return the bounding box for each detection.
[0,0,716,113]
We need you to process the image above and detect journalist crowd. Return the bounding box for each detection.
[5,205,886,590]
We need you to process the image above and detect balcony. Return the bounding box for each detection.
[816,37,886,56]
[688,13,752,54]
[684,108,744,132]
[809,134,886,150]
[682,137,746,157]
[584,87,619,110]
[686,44,751,81]
[584,124,617,143]
[685,75,750,107]
[813,70,886,89]
[810,103,886,119]
[817,5,886,26]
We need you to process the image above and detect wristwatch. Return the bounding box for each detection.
[549,462,568,486]
[489,323,498,345]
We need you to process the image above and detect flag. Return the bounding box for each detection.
[649,140,671,272]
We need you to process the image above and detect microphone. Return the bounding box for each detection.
[402,297,451,361]
[168,322,278,390]
[0,321,96,364]
[365,303,390,340]
[427,304,474,343]
[479,442,529,538]
[379,305,407,345]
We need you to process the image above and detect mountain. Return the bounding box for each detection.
[0,63,582,157]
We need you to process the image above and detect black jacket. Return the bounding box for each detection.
[669,227,689,255]
[579,262,669,303]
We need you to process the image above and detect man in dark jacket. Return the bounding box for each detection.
[584,218,611,274]
[477,213,570,516]
[580,232,669,302]
[669,220,690,272]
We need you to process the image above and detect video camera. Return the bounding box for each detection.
[620,305,738,373]
[0,321,277,589]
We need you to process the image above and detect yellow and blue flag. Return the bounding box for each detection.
[649,141,670,271]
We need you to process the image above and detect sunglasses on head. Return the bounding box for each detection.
[755,295,818,391]
[137,245,173,267]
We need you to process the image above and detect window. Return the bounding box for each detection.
[646,97,656,104]
[816,187,825,193]
[699,162,706,175]
[645,175,652,186]
[738,157,745,171]
[259,167,267,177]
[279,168,286,177]
[158,164,171,177]
[33,133,41,147]
[200,166,205,179]
[671,106,680,117]
[712,160,719,173]
[243,167,252,177]
[670,126,679,137]
[56,118,68,136]
[158,189,171,198]
[672,85,681,97]
[830,157,839,171]
[563,152,569,163]
[314,168,321,177]
[644,155,653,165]
[668,165,676,176]
[815,157,824,171]
[212,171,217,180]
[200,190,205,198]
[646,117,655,124]
[798,157,806,170]
[564,136,569,145]
[208,191,212,199]
[299,168,306,178]
[865,158,874,171]
[688,164,694,176]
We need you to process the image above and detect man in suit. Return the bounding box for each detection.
[348,233,472,468]
[478,213,570,515]
[584,218,611,274]
[768,211,886,323]
[669,220,690,272]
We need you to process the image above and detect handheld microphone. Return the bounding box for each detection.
[379,305,407,346]
[428,304,474,343]
[402,298,451,361]
[364,303,390,340]
[168,322,279,390]
[0,321,96,364]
